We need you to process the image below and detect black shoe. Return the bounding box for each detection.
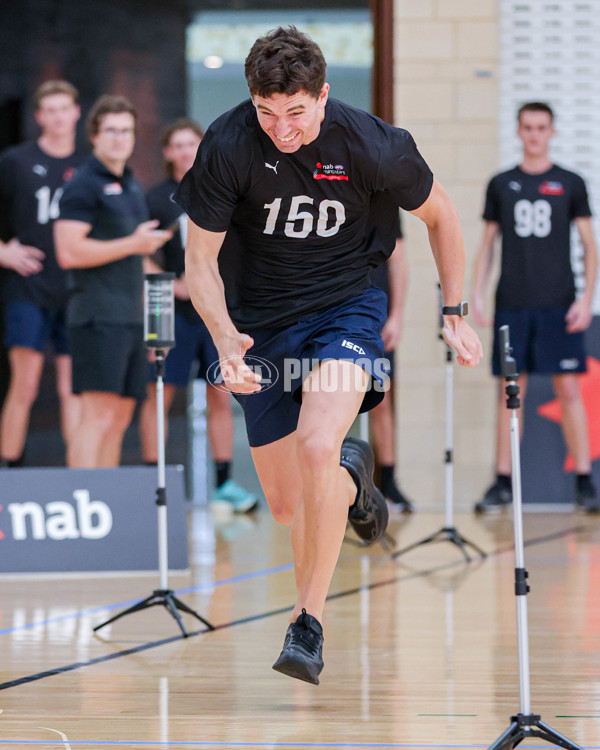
[341,437,389,544]
[575,482,600,514]
[474,481,512,514]
[382,481,414,514]
[272,609,324,685]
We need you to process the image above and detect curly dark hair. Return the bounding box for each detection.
[244,26,326,99]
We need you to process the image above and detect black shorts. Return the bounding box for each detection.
[232,287,390,447]
[68,322,147,399]
[4,301,69,355]
[492,307,587,376]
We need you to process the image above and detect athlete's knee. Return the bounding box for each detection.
[296,430,340,473]
[264,489,297,525]
[8,371,40,407]
[553,375,581,405]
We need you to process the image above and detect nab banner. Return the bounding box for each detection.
[0,466,188,573]
[522,317,600,505]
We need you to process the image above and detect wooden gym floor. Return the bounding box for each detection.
[1,507,600,749]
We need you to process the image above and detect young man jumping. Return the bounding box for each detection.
[177,26,482,685]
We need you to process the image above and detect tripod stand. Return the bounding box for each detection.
[94,273,214,638]
[487,326,581,750]
[94,351,214,638]
[393,293,486,562]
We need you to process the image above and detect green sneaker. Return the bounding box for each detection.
[212,479,259,514]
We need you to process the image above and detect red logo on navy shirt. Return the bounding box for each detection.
[63,167,75,182]
[539,180,564,196]
[313,162,348,181]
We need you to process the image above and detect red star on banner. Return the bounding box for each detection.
[537,357,600,471]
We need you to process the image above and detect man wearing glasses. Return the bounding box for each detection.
[54,95,171,467]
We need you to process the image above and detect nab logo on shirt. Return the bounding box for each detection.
[313,162,349,181]
[539,181,564,196]
[104,182,123,196]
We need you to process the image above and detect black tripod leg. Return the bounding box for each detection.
[93,594,159,632]
[487,721,521,750]
[163,593,189,638]
[391,531,439,559]
[170,595,215,630]
[534,720,583,750]
[448,535,472,563]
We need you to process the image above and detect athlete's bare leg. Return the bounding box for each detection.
[54,354,81,451]
[0,346,44,461]
[69,392,136,468]
[370,388,395,465]
[251,360,368,624]
[552,373,591,473]
[206,384,234,462]
[495,374,528,475]
[139,382,177,463]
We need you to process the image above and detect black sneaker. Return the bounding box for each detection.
[382,481,414,514]
[474,480,513,514]
[340,437,389,544]
[575,482,600,514]
[272,609,324,685]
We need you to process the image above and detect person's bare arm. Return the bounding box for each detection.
[410,178,483,367]
[54,219,172,269]
[184,218,260,393]
[0,238,44,276]
[566,216,598,333]
[381,237,407,350]
[470,221,500,327]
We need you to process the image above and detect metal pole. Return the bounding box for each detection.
[509,400,531,716]
[444,349,453,529]
[156,355,169,591]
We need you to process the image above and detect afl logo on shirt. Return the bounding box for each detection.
[539,181,564,196]
[104,182,123,196]
[313,162,348,181]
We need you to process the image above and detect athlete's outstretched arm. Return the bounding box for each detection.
[184,219,260,393]
[410,178,483,367]
[470,221,499,327]
[566,216,598,333]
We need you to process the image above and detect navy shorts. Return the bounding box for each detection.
[233,286,390,447]
[68,322,147,399]
[4,301,69,355]
[492,307,587,376]
[150,312,218,387]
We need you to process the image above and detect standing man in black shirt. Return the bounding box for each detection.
[139,118,257,513]
[369,212,413,513]
[177,26,482,684]
[472,101,598,513]
[55,95,171,468]
[0,80,84,467]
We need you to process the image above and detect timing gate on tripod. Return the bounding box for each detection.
[392,286,486,561]
[486,325,581,750]
[93,273,214,638]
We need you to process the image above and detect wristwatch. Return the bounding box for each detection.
[441,302,469,316]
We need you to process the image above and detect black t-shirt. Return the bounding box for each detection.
[0,141,86,309]
[58,155,149,326]
[146,177,197,321]
[483,164,591,310]
[175,97,433,329]
[369,201,403,300]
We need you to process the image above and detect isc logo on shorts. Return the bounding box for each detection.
[560,358,579,370]
[342,339,366,355]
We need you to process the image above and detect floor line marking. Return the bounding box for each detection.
[0,562,294,636]
[0,525,583,692]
